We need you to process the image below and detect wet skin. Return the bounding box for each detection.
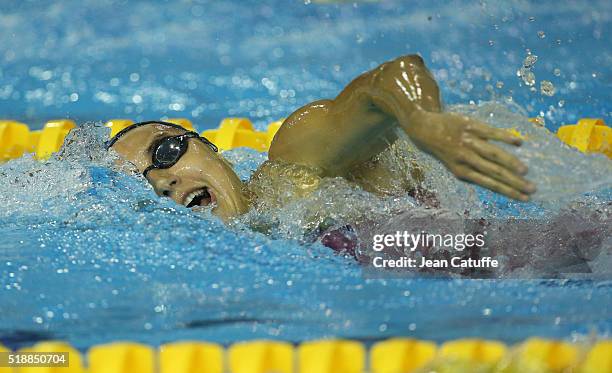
[111,55,536,219]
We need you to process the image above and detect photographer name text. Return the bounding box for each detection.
[371,231,498,269]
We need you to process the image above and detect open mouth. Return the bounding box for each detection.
[183,187,216,208]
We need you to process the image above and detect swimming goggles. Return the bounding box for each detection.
[105,120,218,178]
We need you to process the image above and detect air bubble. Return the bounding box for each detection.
[132,94,143,104]
[553,68,561,76]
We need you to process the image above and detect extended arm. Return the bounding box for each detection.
[269,55,536,201]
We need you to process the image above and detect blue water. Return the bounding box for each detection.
[1,0,610,131]
[1,0,611,350]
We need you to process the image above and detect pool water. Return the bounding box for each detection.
[0,0,611,351]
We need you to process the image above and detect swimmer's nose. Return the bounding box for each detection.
[149,173,180,199]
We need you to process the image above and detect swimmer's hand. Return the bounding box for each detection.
[403,110,536,201]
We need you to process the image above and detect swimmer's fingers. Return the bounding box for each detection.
[465,138,528,175]
[466,120,523,146]
[453,164,530,201]
[460,151,536,195]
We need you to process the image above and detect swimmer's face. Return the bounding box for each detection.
[110,124,249,220]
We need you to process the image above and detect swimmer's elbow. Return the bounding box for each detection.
[394,54,426,67]
[368,54,442,114]
[372,55,427,80]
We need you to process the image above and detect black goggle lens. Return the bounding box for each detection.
[154,136,186,168]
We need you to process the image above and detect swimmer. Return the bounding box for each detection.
[107,55,536,221]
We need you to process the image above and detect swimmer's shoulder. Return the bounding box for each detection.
[268,99,333,162]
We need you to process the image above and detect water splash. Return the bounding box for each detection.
[523,55,538,69]
[459,103,607,191]
[517,68,536,86]
[517,54,538,87]
[540,80,556,96]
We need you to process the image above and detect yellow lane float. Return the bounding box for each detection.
[0,120,30,162]
[0,338,610,372]
[510,338,579,372]
[581,340,612,373]
[0,119,76,161]
[557,118,612,158]
[439,338,508,365]
[370,338,437,373]
[229,340,293,373]
[88,342,155,373]
[298,339,365,373]
[159,342,224,373]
